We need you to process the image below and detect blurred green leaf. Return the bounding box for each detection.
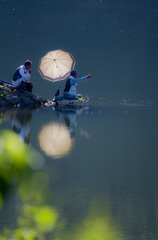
[34,206,59,232]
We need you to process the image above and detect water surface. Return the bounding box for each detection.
[0,0,158,239]
[0,104,158,239]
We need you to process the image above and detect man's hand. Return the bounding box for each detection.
[29,69,32,74]
[86,74,92,79]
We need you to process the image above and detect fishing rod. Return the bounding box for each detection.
[85,96,127,103]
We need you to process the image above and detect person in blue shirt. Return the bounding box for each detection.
[63,70,92,100]
[12,60,33,92]
[12,60,32,86]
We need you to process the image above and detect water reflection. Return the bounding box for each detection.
[54,200,126,240]
[0,107,158,239]
[0,109,126,240]
[0,109,31,144]
[55,107,91,139]
[11,109,31,144]
[38,107,91,159]
[38,121,74,159]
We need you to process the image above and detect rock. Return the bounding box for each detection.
[0,82,16,91]
[32,96,47,104]
[0,98,7,107]
[17,102,25,108]
[4,94,21,106]
[0,82,48,108]
[7,85,16,91]
[2,85,13,93]
[21,96,34,106]
[14,90,47,102]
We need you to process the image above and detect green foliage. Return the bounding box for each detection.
[18,172,49,204]
[0,130,126,240]
[0,130,44,183]
[34,206,59,232]
[0,130,28,168]
[0,130,59,239]
[11,228,37,240]
[54,201,126,240]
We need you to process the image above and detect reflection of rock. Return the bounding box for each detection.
[0,98,7,107]
[38,122,74,159]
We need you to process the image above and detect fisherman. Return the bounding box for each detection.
[63,70,92,100]
[12,60,33,92]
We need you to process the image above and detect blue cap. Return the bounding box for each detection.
[70,70,77,76]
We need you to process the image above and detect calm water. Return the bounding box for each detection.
[0,0,158,239]
[0,105,158,239]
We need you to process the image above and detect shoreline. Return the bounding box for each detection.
[0,82,48,109]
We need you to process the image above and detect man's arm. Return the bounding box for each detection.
[71,77,87,85]
[19,66,31,81]
[71,74,92,85]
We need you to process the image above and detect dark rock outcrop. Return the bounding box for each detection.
[0,82,48,108]
[0,98,7,107]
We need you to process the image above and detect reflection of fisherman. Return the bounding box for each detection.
[63,110,91,138]
[12,60,33,92]
[63,70,92,100]
[11,110,32,144]
[12,120,31,144]
[64,112,77,138]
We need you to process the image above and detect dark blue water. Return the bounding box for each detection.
[0,1,158,239]
[0,0,158,103]
[0,105,158,239]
